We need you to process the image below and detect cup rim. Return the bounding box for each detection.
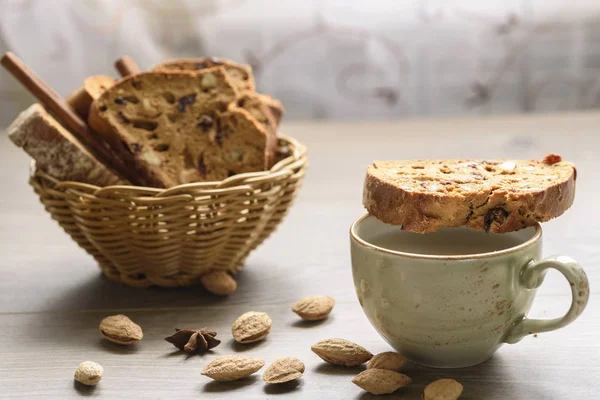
[350,213,542,260]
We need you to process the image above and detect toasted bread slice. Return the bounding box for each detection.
[363,157,576,233]
[8,103,127,186]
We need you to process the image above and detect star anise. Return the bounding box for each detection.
[165,328,221,354]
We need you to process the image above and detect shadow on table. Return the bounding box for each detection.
[314,363,365,376]
[228,338,269,353]
[96,338,140,355]
[41,260,274,311]
[73,381,98,396]
[201,376,259,393]
[24,259,301,347]
[290,316,333,328]
[263,380,302,395]
[352,354,551,400]
[156,348,219,361]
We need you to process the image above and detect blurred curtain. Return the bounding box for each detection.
[2,0,600,126]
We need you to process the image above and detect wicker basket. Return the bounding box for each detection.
[29,135,307,288]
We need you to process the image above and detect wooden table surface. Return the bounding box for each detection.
[0,113,599,399]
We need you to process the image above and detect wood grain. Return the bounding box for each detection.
[0,112,599,399]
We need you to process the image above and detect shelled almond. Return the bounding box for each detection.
[202,355,265,381]
[311,338,373,366]
[352,368,412,395]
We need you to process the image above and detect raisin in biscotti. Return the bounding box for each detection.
[66,75,115,118]
[89,69,274,187]
[153,57,255,92]
[8,103,127,186]
[364,157,576,233]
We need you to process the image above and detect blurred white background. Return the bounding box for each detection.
[2,0,600,125]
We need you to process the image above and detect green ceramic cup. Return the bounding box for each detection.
[350,214,590,368]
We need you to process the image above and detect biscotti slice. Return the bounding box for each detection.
[231,92,278,136]
[192,107,276,181]
[153,58,284,130]
[8,103,127,186]
[66,75,115,118]
[272,137,294,166]
[153,57,255,92]
[88,69,237,187]
[364,157,576,233]
[89,69,273,187]
[255,93,285,127]
[232,93,285,131]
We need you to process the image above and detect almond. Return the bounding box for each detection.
[352,368,412,395]
[292,295,335,321]
[179,168,202,184]
[201,73,217,88]
[74,361,103,386]
[231,311,272,343]
[141,98,161,117]
[424,379,463,400]
[142,150,161,166]
[366,351,407,371]
[99,314,143,345]
[202,355,265,381]
[311,338,372,366]
[200,270,237,296]
[263,357,305,384]
[499,161,517,174]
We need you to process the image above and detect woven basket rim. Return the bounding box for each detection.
[31,134,307,198]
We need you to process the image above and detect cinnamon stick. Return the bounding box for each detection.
[1,52,141,185]
[2,52,89,135]
[115,56,141,77]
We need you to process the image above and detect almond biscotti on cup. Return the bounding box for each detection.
[88,68,276,188]
[363,157,576,233]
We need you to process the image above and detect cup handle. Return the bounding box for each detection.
[503,255,590,344]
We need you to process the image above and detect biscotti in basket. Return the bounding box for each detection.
[3,52,306,294]
[87,69,277,187]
